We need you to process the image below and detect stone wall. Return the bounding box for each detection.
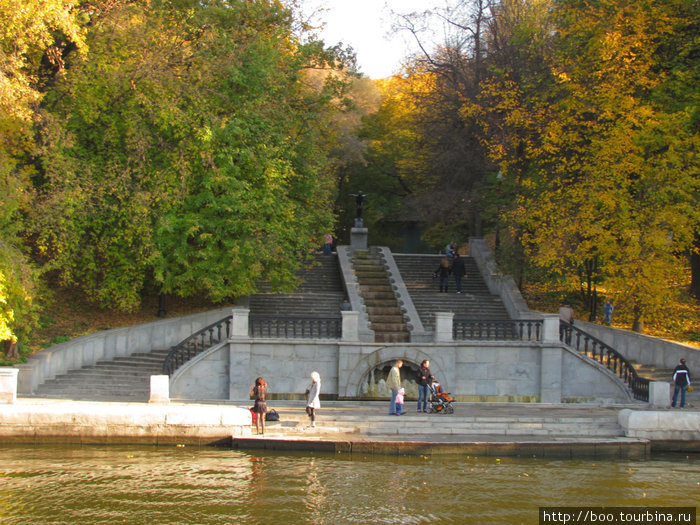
[169,337,633,404]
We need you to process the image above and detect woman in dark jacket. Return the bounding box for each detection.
[434,259,451,293]
[416,360,433,412]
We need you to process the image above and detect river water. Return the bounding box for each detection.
[0,445,697,524]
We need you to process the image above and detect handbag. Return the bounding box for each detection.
[265,409,280,421]
[686,385,694,393]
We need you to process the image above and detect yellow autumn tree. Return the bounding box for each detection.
[480,0,699,331]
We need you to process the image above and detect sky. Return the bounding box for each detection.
[303,0,445,79]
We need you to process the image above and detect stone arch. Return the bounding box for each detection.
[342,346,447,398]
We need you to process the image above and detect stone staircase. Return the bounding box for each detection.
[33,255,346,402]
[33,349,170,401]
[248,254,345,317]
[393,254,511,332]
[353,250,410,343]
[256,402,625,439]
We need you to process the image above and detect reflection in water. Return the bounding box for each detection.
[0,445,697,524]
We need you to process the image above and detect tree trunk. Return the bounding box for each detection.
[4,339,19,359]
[632,305,644,333]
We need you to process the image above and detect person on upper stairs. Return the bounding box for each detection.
[671,358,692,409]
[434,258,452,293]
[451,253,466,294]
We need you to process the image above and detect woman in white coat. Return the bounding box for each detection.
[305,371,321,428]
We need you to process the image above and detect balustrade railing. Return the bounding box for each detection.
[559,321,649,401]
[162,317,232,376]
[453,319,543,341]
[249,315,342,339]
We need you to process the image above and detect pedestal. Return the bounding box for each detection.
[149,375,170,404]
[351,227,368,250]
[649,381,671,408]
[0,368,18,404]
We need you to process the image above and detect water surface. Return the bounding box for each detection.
[0,445,697,524]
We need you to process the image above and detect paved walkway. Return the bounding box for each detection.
[5,397,697,457]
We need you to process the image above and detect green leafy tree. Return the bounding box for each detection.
[33,0,346,309]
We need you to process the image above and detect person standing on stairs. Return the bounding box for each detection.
[671,358,692,408]
[451,253,466,294]
[386,359,403,415]
[434,259,451,293]
[323,233,333,255]
[305,371,322,427]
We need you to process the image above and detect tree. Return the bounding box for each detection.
[32,0,348,309]
[478,0,699,330]
[0,0,86,343]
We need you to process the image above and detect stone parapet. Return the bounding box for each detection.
[619,409,700,441]
[576,321,700,372]
[0,400,251,444]
[375,246,429,342]
[469,238,539,320]
[0,368,18,404]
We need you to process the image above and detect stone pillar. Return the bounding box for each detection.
[149,375,170,404]
[14,363,35,395]
[0,367,19,404]
[229,342,252,401]
[231,308,250,338]
[341,311,360,342]
[350,227,368,250]
[540,347,563,403]
[648,381,671,408]
[541,314,560,343]
[434,312,454,342]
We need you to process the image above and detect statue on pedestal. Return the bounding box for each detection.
[351,191,367,227]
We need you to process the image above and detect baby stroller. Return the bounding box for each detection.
[428,380,454,414]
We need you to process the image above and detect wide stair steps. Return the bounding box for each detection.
[259,404,625,439]
[33,255,346,401]
[248,254,345,317]
[33,349,171,402]
[354,250,410,343]
[393,254,511,332]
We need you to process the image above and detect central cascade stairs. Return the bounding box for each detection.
[353,249,410,343]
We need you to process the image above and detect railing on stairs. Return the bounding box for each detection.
[162,317,232,376]
[559,321,649,402]
[453,319,543,341]
[249,315,341,339]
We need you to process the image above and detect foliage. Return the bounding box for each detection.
[0,0,85,340]
[28,0,348,311]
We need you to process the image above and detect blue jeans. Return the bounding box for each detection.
[417,384,429,411]
[672,385,687,408]
[395,403,403,415]
[454,275,463,293]
[389,388,398,414]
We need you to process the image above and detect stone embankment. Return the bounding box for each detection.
[2,398,698,457]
